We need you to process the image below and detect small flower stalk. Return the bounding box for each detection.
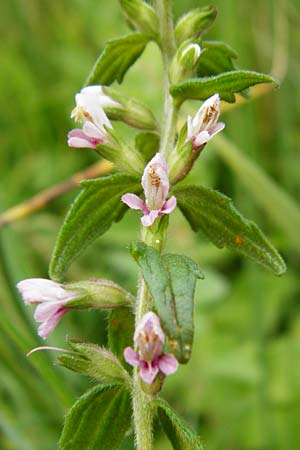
[122,152,176,227]
[17,279,79,339]
[124,312,178,384]
[169,93,225,184]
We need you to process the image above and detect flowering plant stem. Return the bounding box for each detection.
[132,2,177,448]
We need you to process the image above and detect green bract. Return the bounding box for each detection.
[58,340,131,385]
[197,40,238,77]
[174,185,286,275]
[130,241,204,363]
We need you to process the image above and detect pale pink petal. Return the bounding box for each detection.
[68,135,96,149]
[141,210,159,227]
[17,278,75,304]
[194,130,211,147]
[210,122,225,136]
[161,196,177,214]
[34,302,61,322]
[139,361,159,384]
[158,353,179,375]
[121,194,148,213]
[82,121,105,140]
[135,312,164,344]
[37,308,67,339]
[124,347,140,366]
[141,153,169,210]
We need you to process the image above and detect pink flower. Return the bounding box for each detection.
[121,153,176,227]
[187,93,225,149]
[124,312,178,384]
[17,279,79,339]
[68,85,114,149]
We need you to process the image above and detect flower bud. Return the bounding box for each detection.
[120,0,159,39]
[175,5,217,45]
[169,41,201,84]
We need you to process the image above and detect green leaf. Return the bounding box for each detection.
[170,70,276,104]
[65,279,134,309]
[108,307,135,366]
[197,40,238,77]
[130,242,204,363]
[59,384,131,450]
[175,5,217,45]
[50,174,140,281]
[58,341,131,385]
[86,33,149,86]
[174,185,286,275]
[135,131,160,162]
[155,398,204,450]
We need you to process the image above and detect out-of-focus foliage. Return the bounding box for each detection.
[1,0,300,449]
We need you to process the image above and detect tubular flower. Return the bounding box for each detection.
[121,153,176,227]
[68,85,115,149]
[187,93,225,149]
[124,312,178,384]
[17,279,79,339]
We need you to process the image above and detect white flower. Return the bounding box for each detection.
[187,93,225,148]
[121,153,176,227]
[17,279,79,339]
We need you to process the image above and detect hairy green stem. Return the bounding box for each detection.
[132,2,178,449]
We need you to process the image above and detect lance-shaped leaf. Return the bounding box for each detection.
[155,399,204,450]
[50,174,140,281]
[58,341,131,386]
[175,5,217,44]
[197,40,238,77]
[174,185,286,275]
[130,242,204,363]
[170,70,276,104]
[108,307,135,366]
[64,279,134,309]
[59,384,131,450]
[86,33,149,86]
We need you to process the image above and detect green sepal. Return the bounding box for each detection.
[169,40,201,84]
[130,241,204,363]
[155,398,204,450]
[58,340,131,386]
[175,5,217,45]
[49,174,141,281]
[174,185,286,275]
[101,86,159,131]
[108,307,135,367]
[135,131,160,162]
[59,384,131,450]
[95,127,145,176]
[198,40,238,77]
[120,0,159,39]
[64,279,134,309]
[170,70,277,105]
[85,33,149,86]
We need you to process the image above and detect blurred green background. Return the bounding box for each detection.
[1,0,300,449]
